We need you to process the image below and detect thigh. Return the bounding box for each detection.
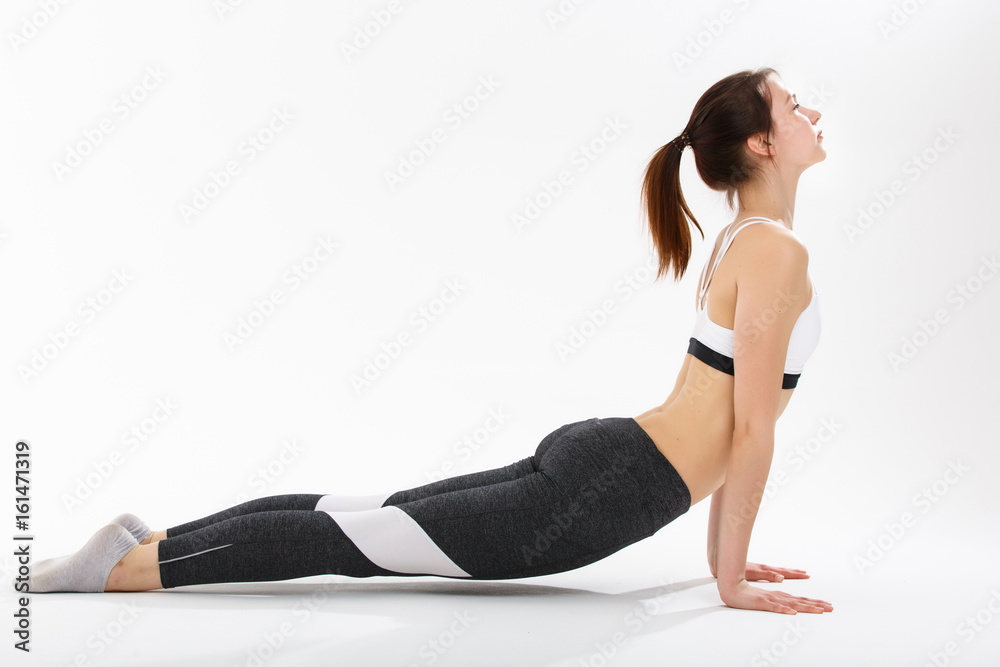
[382,456,536,506]
[382,418,592,506]
[392,422,658,580]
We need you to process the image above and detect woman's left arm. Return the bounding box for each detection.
[715,235,831,613]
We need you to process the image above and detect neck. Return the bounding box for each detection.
[735,167,804,231]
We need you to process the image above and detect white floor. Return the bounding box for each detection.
[6,520,999,667]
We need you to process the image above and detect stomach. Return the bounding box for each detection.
[632,355,795,506]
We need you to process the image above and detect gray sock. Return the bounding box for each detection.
[111,512,152,544]
[32,524,138,593]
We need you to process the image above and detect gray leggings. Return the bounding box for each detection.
[156,417,691,588]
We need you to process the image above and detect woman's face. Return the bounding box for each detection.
[761,76,825,171]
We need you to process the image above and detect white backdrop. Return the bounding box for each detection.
[2,1,999,666]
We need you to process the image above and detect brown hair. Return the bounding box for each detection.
[641,67,780,282]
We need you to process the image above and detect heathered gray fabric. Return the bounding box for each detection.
[157,417,691,588]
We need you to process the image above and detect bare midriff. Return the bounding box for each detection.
[633,357,795,507]
[631,218,804,507]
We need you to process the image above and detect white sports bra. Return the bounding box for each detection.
[687,217,821,389]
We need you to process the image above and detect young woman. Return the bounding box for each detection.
[33,67,833,615]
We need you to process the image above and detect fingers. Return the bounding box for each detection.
[751,569,806,582]
[775,593,833,613]
[777,568,809,578]
[721,580,833,615]
[752,565,809,582]
[764,598,799,615]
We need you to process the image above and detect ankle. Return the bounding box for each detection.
[141,530,165,545]
[104,544,141,591]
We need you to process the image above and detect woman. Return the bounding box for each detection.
[33,67,833,615]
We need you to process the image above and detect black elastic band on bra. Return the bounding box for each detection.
[687,337,733,374]
[687,338,799,389]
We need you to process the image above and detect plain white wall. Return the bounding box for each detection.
[2,0,998,612]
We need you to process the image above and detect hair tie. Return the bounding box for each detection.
[674,130,691,150]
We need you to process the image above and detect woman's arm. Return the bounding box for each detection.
[714,232,828,613]
[716,235,803,591]
[716,426,776,590]
[710,478,811,585]
[707,481,724,576]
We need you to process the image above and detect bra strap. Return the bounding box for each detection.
[698,217,778,309]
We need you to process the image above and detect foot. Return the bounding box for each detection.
[32,524,138,593]
[110,513,152,545]
[141,530,167,545]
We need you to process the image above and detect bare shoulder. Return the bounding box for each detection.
[731,222,809,275]
[730,223,811,319]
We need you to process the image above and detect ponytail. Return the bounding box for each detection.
[641,67,779,283]
[641,136,702,283]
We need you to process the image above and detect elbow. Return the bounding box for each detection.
[732,421,775,447]
[731,426,776,461]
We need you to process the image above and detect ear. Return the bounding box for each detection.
[745,132,774,158]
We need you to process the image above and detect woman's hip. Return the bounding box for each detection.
[533,416,692,534]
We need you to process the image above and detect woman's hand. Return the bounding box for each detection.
[707,557,808,582]
[744,562,810,583]
[719,578,833,615]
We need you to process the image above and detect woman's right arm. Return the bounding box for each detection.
[707,481,724,576]
[714,230,831,614]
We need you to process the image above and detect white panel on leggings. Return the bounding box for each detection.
[314,492,393,512]
[323,506,472,577]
